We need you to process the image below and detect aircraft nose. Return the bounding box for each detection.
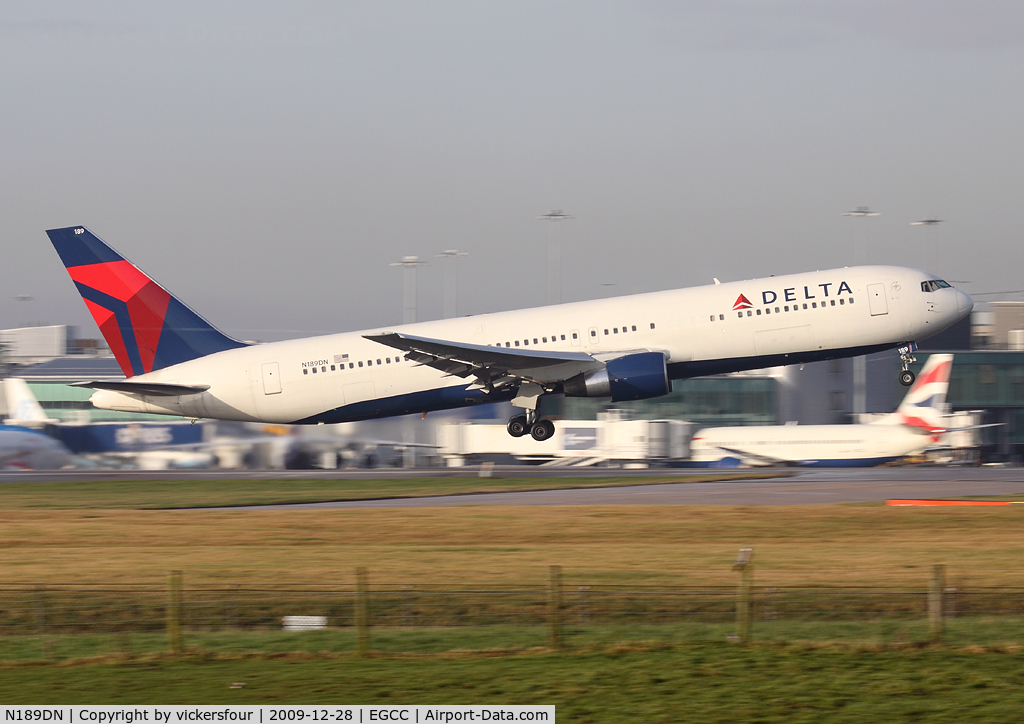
[956,289,974,320]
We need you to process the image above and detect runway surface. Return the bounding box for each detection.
[221,467,1024,509]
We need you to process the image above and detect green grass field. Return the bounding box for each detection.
[6,619,1024,662]
[3,642,1024,722]
[4,474,1024,718]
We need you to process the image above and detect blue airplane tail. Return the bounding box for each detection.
[46,226,246,378]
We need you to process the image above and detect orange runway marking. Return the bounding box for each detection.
[886,499,1022,507]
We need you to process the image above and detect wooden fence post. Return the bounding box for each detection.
[733,547,754,645]
[167,571,182,654]
[355,567,370,656]
[549,565,563,650]
[929,564,945,644]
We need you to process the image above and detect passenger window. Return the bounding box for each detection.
[515,341,520,346]
[756,309,762,316]
[632,325,637,331]
[738,312,743,318]
[812,302,817,308]
[312,367,317,374]
[840,299,845,305]
[322,366,326,373]
[719,314,724,321]
[523,339,528,346]
[831,300,836,306]
[533,338,538,344]
[614,328,619,333]
[650,323,656,329]
[590,330,596,337]
[358,361,363,367]
[349,363,354,368]
[506,342,510,347]
[331,365,336,371]
[765,309,771,315]
[775,307,780,313]
[604,329,609,335]
[543,337,548,343]
[746,311,751,317]
[802,303,807,309]
[709,315,715,322]
[377,359,382,365]
[784,306,789,312]
[386,358,391,364]
[303,368,308,375]
[849,297,855,304]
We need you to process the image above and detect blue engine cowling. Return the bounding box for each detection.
[563,352,671,402]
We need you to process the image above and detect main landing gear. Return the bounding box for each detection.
[898,345,917,387]
[507,412,556,441]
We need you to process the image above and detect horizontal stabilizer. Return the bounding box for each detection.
[70,380,210,396]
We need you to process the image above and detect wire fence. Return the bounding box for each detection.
[3,568,1024,661]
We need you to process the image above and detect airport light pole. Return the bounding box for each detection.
[390,256,427,324]
[538,210,573,305]
[841,206,880,267]
[435,249,468,319]
[910,218,944,273]
[14,295,33,328]
[842,207,880,418]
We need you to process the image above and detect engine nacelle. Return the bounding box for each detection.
[563,352,671,402]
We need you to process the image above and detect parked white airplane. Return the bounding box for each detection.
[0,378,71,469]
[689,354,957,467]
[46,226,972,441]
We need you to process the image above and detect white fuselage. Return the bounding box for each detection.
[689,423,936,467]
[89,265,972,425]
[0,425,72,470]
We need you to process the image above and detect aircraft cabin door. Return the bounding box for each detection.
[261,362,282,395]
[866,283,888,316]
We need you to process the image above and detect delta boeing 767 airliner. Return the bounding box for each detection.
[46,226,972,441]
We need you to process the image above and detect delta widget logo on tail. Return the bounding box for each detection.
[45,226,244,378]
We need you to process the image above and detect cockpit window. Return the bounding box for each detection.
[920,280,951,292]
[935,279,951,288]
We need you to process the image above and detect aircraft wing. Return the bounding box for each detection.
[364,332,601,390]
[715,445,792,467]
[70,381,211,396]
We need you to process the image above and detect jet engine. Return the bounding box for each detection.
[563,351,671,402]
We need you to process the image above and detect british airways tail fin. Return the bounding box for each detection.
[46,226,246,378]
[889,354,954,432]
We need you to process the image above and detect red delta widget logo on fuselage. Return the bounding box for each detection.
[733,281,853,311]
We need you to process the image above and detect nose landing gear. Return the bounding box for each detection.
[898,343,918,387]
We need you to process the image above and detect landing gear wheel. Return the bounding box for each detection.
[507,415,528,438]
[530,419,555,442]
[899,370,916,387]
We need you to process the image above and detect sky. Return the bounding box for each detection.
[2,1,1023,342]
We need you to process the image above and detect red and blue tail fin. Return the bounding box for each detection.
[46,226,245,378]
